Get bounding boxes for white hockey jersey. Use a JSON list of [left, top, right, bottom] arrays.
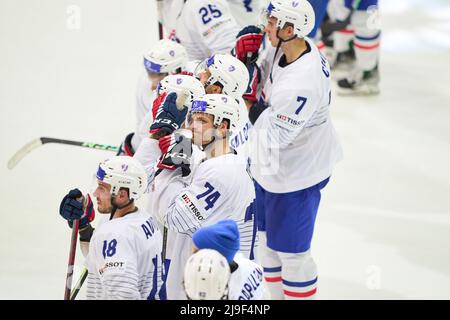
[[85, 209, 164, 300], [229, 97, 253, 165], [228, 253, 269, 300], [172, 0, 240, 60], [227, 0, 261, 28], [250, 38, 343, 193], [148, 151, 258, 299]]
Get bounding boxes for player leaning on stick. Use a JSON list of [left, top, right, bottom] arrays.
[[141, 92, 257, 299], [235, 0, 343, 299], [59, 156, 164, 300]]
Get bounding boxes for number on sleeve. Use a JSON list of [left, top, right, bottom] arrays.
[[199, 4, 222, 25], [196, 182, 221, 210]]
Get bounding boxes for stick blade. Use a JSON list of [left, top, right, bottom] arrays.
[[7, 138, 43, 170]]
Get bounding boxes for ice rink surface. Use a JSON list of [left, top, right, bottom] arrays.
[[1, 0, 449, 299]]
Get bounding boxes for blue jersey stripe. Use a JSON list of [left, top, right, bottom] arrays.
[[264, 266, 282, 273], [282, 277, 318, 288], [355, 32, 381, 41]]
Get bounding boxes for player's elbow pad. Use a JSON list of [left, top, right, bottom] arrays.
[[249, 101, 268, 125], [79, 223, 94, 242]]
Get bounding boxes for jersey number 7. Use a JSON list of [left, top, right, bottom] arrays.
[[295, 96, 308, 115]]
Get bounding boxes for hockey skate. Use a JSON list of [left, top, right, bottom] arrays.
[[337, 66, 380, 96], [321, 37, 356, 72]]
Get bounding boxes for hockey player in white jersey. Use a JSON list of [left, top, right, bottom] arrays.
[[59, 156, 164, 299], [191, 220, 269, 300], [183, 249, 231, 300], [158, 0, 241, 60], [134, 53, 252, 180], [117, 39, 188, 156], [194, 53, 253, 157], [143, 93, 257, 299], [133, 73, 205, 183], [236, 0, 343, 299]]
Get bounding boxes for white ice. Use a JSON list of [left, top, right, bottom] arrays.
[[0, 0, 449, 299]]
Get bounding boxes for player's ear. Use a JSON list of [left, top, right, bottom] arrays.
[[211, 84, 222, 94], [217, 120, 229, 137], [117, 188, 130, 200]]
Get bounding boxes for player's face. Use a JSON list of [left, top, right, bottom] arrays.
[[189, 113, 215, 146], [93, 181, 113, 213], [264, 16, 280, 47]]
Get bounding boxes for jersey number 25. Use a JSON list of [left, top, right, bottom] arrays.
[[199, 5, 222, 24]]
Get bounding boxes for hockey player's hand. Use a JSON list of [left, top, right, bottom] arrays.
[[243, 63, 261, 102], [151, 91, 168, 121], [116, 132, 135, 156], [59, 189, 95, 229], [235, 26, 263, 63], [157, 131, 193, 177], [150, 92, 188, 136]]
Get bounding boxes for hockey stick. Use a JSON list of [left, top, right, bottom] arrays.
[[70, 267, 88, 300], [64, 219, 80, 300], [156, 0, 164, 39], [7, 137, 118, 170]]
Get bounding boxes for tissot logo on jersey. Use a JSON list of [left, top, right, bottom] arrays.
[[202, 19, 232, 37], [181, 194, 205, 221], [276, 113, 305, 127], [99, 261, 126, 275]]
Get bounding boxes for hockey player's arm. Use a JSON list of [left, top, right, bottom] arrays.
[[158, 166, 227, 234], [133, 137, 162, 184], [263, 88, 321, 149], [95, 234, 141, 300]]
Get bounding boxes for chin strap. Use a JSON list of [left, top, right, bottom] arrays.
[[201, 136, 216, 151], [270, 29, 299, 82]]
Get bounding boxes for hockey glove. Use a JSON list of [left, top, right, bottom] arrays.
[[235, 26, 264, 63], [59, 189, 95, 229], [151, 91, 168, 121], [243, 63, 261, 102], [116, 132, 135, 156], [150, 92, 188, 136], [157, 132, 193, 177]]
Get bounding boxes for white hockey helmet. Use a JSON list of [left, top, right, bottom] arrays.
[[191, 94, 240, 134], [143, 39, 188, 74], [184, 249, 231, 300], [95, 156, 147, 201], [264, 0, 315, 38], [157, 74, 206, 109], [195, 54, 249, 98]]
